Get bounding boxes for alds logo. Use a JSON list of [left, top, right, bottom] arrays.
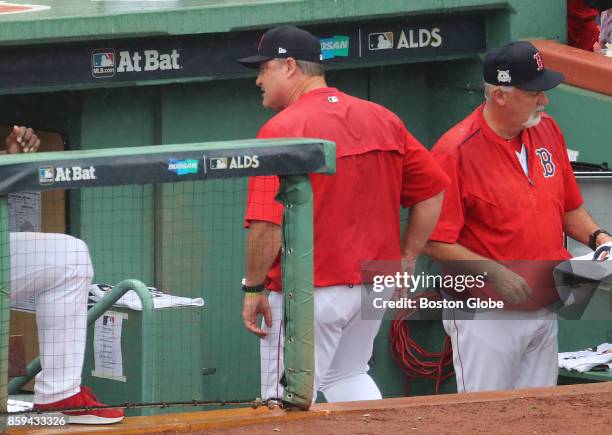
[[209, 155, 259, 170], [229, 155, 259, 169]]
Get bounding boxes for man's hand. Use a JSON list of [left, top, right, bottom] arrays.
[[594, 41, 602, 53], [488, 266, 532, 305], [392, 257, 417, 302], [242, 293, 272, 338], [5, 125, 40, 154], [595, 233, 612, 249]]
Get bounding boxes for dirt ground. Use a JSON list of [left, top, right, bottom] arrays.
[[206, 392, 612, 435], [8, 383, 611, 434]]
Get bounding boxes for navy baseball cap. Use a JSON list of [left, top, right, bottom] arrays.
[[237, 25, 322, 68], [483, 41, 565, 91]]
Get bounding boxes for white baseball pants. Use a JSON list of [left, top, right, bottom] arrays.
[[260, 285, 385, 403], [443, 306, 558, 393], [9, 232, 93, 404]]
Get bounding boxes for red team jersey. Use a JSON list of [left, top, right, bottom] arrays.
[[429, 105, 583, 308], [567, 0, 600, 51], [245, 87, 449, 291]]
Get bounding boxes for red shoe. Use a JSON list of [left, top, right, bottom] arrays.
[[33, 386, 124, 424]]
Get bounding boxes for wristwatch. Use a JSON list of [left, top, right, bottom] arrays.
[[241, 278, 265, 293], [589, 229, 611, 251]]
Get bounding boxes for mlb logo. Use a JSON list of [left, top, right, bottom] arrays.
[[210, 157, 228, 170], [368, 32, 394, 50], [39, 166, 54, 185], [92, 49, 116, 78]]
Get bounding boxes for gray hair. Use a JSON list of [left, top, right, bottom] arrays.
[[483, 82, 515, 100], [272, 58, 325, 77], [296, 59, 325, 77]]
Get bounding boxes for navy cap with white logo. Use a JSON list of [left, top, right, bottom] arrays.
[[483, 41, 565, 91], [237, 25, 322, 68]]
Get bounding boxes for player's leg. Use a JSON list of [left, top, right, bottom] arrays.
[[317, 285, 385, 402], [515, 310, 558, 389], [10, 232, 92, 404], [12, 232, 123, 423], [443, 308, 528, 393], [260, 290, 285, 401], [312, 285, 354, 401]]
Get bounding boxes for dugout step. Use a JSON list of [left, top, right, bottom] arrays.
[[558, 368, 612, 383], [6, 383, 612, 434]]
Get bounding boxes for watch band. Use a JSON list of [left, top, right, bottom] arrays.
[[589, 229, 611, 251], [241, 278, 265, 293]]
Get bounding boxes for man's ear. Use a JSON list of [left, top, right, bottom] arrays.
[[492, 87, 507, 107], [284, 57, 299, 77]]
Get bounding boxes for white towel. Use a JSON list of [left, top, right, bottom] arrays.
[[88, 283, 205, 311], [558, 343, 612, 373], [7, 399, 33, 413]]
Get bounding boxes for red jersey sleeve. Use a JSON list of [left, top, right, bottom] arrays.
[[244, 176, 283, 227], [244, 124, 284, 228], [428, 150, 465, 243], [400, 129, 450, 208]]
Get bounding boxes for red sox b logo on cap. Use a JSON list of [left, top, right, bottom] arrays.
[[533, 52, 544, 71], [535, 147, 555, 178]]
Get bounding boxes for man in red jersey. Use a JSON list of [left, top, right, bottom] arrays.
[[424, 41, 612, 392], [568, 0, 601, 50], [237, 26, 449, 402]]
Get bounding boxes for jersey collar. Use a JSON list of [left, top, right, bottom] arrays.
[[292, 87, 340, 104]]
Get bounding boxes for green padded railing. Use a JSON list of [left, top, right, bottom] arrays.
[[0, 138, 335, 418]]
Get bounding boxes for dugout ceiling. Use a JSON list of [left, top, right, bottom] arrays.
[[0, 0, 566, 95], [0, 1, 564, 45]]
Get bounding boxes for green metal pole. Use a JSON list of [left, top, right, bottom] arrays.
[[0, 196, 10, 428], [277, 175, 314, 410]]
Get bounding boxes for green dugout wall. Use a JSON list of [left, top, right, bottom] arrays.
[[0, 0, 609, 400]]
